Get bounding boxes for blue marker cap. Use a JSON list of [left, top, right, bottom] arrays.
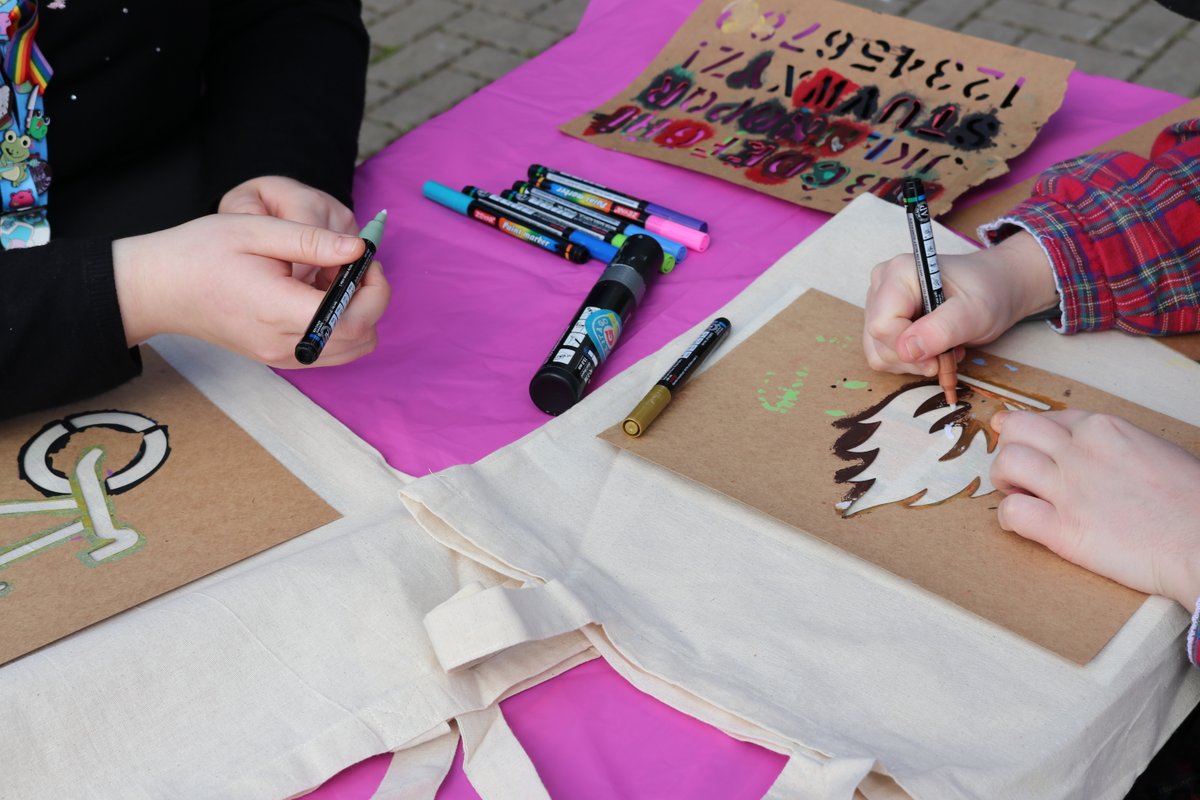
[[568, 230, 617, 263], [422, 180, 473, 215]]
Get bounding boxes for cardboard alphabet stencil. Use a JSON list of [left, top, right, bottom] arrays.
[[0, 349, 340, 665], [600, 291, 1200, 664], [563, 0, 1073, 216]]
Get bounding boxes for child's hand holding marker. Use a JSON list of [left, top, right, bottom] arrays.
[[112, 213, 390, 369], [862, 229, 1061, 382]]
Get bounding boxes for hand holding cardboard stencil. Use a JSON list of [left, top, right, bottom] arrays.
[[600, 290, 1200, 664]]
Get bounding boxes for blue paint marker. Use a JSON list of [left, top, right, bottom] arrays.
[[529, 164, 708, 232], [423, 180, 589, 264], [509, 182, 688, 263], [461, 185, 618, 263]]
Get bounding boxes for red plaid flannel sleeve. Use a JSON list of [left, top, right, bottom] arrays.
[[980, 119, 1200, 335]]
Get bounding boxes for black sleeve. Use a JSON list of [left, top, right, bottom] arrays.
[[0, 240, 142, 421], [199, 0, 369, 208]]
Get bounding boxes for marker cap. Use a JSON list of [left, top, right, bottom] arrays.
[[422, 180, 472, 215], [644, 202, 708, 233], [622, 385, 672, 437], [646, 215, 710, 252], [569, 230, 617, 263]]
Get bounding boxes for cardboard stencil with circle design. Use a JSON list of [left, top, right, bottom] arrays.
[[600, 290, 1200, 664], [0, 348, 340, 665], [561, 0, 1073, 216]]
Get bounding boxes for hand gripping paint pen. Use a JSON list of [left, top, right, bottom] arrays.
[[295, 209, 387, 365], [529, 235, 664, 415], [423, 180, 589, 264], [622, 317, 731, 437], [900, 177, 958, 406]]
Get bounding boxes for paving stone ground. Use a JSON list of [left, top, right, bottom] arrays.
[[359, 0, 1199, 161]]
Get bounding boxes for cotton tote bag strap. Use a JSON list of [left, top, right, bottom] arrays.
[[425, 579, 596, 671]]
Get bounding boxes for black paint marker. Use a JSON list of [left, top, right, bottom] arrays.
[[423, 180, 589, 264], [462, 185, 618, 263], [295, 209, 387, 365], [509, 181, 689, 264], [900, 177, 958, 406], [622, 317, 731, 437], [529, 235, 664, 415]]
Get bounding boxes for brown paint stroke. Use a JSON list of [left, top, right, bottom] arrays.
[[831, 375, 1061, 514]]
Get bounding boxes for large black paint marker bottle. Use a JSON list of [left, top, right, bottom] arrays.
[[530, 234, 664, 415]]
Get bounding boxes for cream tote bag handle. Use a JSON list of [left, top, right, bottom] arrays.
[[425, 580, 595, 672], [370, 708, 550, 800]]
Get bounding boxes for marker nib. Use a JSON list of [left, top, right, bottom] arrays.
[[936, 352, 959, 407]]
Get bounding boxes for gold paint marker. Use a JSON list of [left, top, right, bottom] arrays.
[[623, 317, 731, 437]]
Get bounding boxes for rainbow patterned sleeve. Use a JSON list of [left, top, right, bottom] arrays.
[[980, 119, 1200, 337]]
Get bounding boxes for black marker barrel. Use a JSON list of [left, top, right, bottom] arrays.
[[423, 180, 589, 264], [900, 176, 958, 406], [900, 177, 944, 314], [529, 235, 664, 415]]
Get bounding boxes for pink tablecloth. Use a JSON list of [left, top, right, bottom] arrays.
[[292, 0, 1188, 795]]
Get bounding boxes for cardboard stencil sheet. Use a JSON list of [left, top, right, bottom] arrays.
[[0, 348, 340, 664], [562, 0, 1073, 215], [601, 290, 1200, 664]]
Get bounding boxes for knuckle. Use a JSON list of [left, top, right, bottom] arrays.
[[298, 225, 324, 261]]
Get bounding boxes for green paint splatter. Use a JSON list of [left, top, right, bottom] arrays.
[[758, 369, 808, 413], [841, 380, 869, 390], [815, 333, 856, 351], [824, 410, 847, 417]]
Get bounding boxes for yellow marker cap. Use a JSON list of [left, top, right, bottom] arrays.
[[622, 384, 672, 437]]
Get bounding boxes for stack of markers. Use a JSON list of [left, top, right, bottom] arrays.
[[422, 165, 710, 273]]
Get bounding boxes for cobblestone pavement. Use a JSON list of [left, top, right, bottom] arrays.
[[359, 0, 1199, 161]]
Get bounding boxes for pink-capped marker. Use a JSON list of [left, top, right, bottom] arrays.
[[645, 215, 710, 252]]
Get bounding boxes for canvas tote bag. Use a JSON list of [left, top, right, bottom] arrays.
[[401, 194, 1200, 799], [0, 334, 590, 800]]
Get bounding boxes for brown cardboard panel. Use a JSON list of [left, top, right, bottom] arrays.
[[562, 0, 1073, 216], [600, 290, 1200, 664], [0, 348, 340, 665]]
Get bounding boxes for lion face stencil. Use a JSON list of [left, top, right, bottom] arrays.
[[832, 375, 1058, 517]]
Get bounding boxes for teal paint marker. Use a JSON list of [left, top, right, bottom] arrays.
[[295, 209, 387, 365], [508, 182, 688, 263], [423, 180, 589, 264], [461, 185, 618, 263]]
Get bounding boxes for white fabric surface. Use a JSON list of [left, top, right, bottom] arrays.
[[403, 193, 1200, 799], [0, 335, 588, 800]]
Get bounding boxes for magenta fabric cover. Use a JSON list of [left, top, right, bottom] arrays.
[[291, 0, 1188, 795]]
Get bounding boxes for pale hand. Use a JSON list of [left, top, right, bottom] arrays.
[[219, 175, 360, 283], [112, 214, 391, 368], [990, 409, 1200, 610], [862, 231, 1059, 377]]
